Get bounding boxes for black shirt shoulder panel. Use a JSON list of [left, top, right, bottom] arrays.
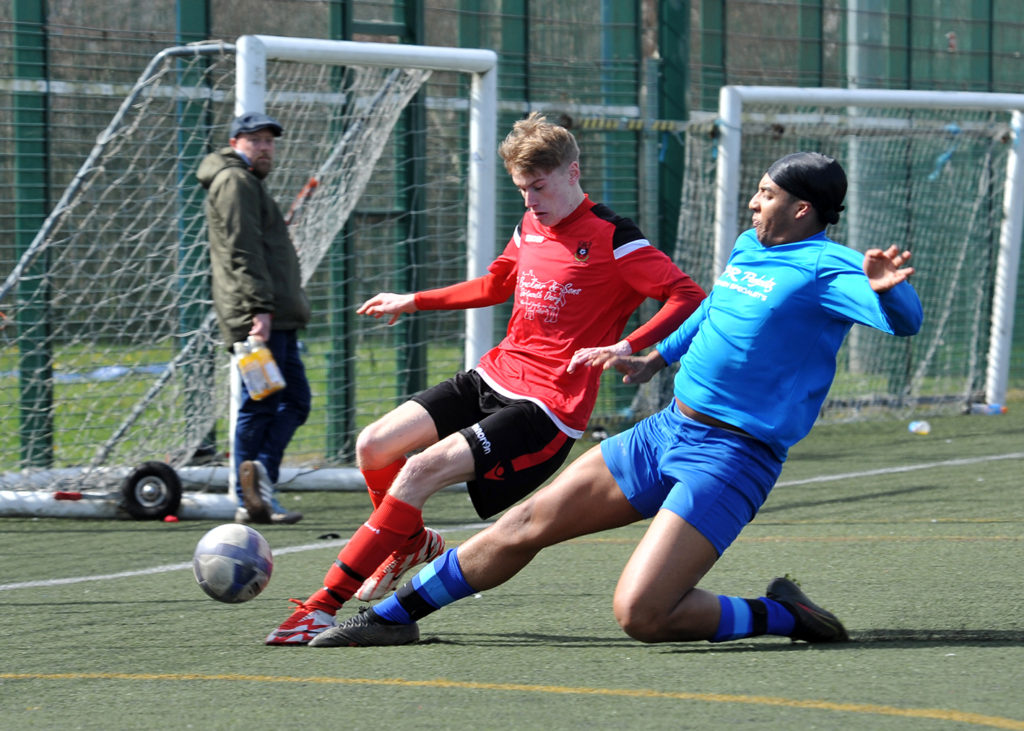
[[588, 202, 645, 250]]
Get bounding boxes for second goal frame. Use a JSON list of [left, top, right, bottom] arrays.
[[715, 85, 1024, 409]]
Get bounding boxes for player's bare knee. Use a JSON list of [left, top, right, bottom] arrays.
[[616, 618, 661, 644], [614, 599, 662, 643], [355, 420, 395, 469], [354, 423, 379, 462], [401, 450, 435, 481], [389, 451, 447, 504]]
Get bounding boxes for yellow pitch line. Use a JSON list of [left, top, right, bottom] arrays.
[[2, 672, 1022, 729], [737, 535, 1023, 543], [759, 517, 1022, 525]]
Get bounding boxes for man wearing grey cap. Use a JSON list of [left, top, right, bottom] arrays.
[[197, 112, 309, 525]]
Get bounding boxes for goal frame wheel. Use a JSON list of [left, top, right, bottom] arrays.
[[120, 461, 182, 520]]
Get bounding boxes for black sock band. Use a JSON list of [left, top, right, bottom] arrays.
[[395, 581, 440, 623], [744, 598, 768, 636]]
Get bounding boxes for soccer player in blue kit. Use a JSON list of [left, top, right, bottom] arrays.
[[310, 151, 923, 648]]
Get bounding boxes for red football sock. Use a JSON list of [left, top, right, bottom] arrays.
[[305, 494, 423, 613], [361, 459, 424, 554], [361, 457, 406, 509]]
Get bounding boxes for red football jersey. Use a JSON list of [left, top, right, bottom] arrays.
[[416, 196, 703, 437]]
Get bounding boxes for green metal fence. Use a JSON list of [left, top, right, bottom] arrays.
[[2, 0, 1022, 471]]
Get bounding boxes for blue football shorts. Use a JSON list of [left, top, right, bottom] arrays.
[[600, 402, 783, 555]]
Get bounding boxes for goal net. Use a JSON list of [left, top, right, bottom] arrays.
[[674, 86, 1024, 422], [1, 36, 497, 495]]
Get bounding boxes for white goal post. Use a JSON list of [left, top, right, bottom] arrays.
[[237, 35, 499, 370], [0, 35, 498, 518], [714, 86, 1024, 411]]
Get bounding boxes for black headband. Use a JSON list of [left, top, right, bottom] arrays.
[[767, 152, 847, 225]]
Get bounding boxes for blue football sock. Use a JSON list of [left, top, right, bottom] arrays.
[[711, 595, 753, 642], [371, 591, 412, 624], [710, 595, 796, 642], [761, 596, 797, 636], [373, 548, 476, 625]]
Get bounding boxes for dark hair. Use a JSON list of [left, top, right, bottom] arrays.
[[767, 152, 847, 225]]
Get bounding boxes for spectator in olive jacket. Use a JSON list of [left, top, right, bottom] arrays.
[[197, 112, 309, 525]]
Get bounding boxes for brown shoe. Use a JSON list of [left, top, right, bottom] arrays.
[[239, 460, 271, 523]]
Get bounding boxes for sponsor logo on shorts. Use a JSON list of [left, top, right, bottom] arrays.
[[471, 423, 492, 455]]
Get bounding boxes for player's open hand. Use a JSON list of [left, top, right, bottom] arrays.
[[576, 349, 666, 385], [567, 340, 631, 374], [864, 245, 914, 293], [356, 292, 417, 325]]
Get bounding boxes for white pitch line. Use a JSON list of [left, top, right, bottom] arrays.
[[776, 451, 1024, 487], [0, 522, 491, 593], [4, 452, 1022, 593]]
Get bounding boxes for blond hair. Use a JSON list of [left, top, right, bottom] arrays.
[[498, 112, 579, 175]]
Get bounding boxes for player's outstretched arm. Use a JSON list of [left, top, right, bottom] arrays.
[[356, 292, 417, 325], [863, 245, 923, 336], [566, 340, 632, 374], [864, 245, 914, 293], [587, 349, 668, 385]]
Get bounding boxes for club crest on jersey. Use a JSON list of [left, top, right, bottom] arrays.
[[574, 241, 591, 263]]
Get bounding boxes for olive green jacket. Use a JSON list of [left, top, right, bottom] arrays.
[[197, 147, 310, 347]]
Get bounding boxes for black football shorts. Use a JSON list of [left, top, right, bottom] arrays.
[[412, 370, 576, 519]]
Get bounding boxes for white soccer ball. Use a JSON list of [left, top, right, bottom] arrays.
[[193, 523, 273, 603]]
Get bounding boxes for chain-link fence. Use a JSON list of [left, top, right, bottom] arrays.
[[3, 0, 1022, 473]]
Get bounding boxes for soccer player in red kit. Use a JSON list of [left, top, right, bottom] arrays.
[[266, 112, 705, 645]]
